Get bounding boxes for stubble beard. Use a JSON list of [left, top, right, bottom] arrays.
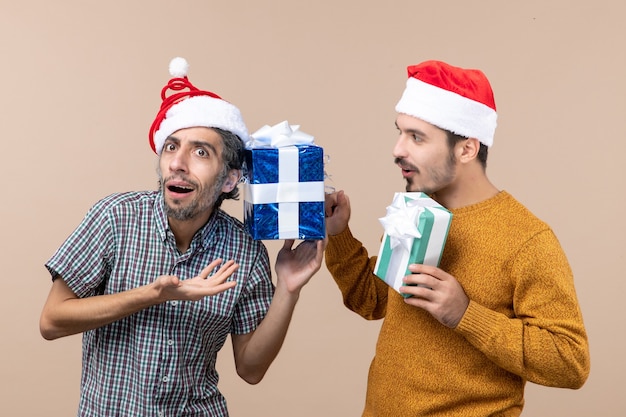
[[401, 152, 457, 195], [159, 171, 227, 221]]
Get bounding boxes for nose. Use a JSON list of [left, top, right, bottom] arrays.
[[393, 134, 409, 160], [169, 149, 188, 173]]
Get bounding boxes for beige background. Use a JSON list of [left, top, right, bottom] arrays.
[[1, 1, 624, 415]]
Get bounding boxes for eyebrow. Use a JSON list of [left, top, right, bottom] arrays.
[[395, 122, 428, 138]]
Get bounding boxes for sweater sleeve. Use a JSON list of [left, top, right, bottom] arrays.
[[455, 229, 590, 389], [325, 226, 389, 320]]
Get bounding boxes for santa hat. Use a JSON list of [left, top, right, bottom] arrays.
[[395, 60, 497, 147], [148, 57, 249, 154]]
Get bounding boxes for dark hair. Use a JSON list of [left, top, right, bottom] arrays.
[[212, 127, 245, 209], [445, 131, 488, 169]]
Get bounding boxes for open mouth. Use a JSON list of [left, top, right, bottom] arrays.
[[165, 178, 196, 197], [398, 164, 416, 177], [168, 185, 193, 194], [397, 161, 418, 177]]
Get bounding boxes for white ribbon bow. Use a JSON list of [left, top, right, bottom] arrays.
[[246, 120, 315, 148], [378, 193, 424, 252]]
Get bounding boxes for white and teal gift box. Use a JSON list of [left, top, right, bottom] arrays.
[[243, 121, 325, 240], [374, 192, 452, 295]]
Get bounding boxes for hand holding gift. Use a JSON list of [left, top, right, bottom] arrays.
[[374, 192, 452, 295]]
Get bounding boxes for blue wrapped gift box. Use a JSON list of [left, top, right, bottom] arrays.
[[243, 145, 325, 240]]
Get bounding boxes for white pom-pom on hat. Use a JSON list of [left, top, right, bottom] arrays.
[[169, 57, 189, 77]]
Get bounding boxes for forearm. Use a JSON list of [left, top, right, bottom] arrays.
[[233, 285, 300, 384], [325, 227, 388, 319], [40, 278, 161, 340], [456, 300, 590, 388]]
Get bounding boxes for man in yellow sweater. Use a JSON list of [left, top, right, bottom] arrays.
[[324, 60, 590, 416]]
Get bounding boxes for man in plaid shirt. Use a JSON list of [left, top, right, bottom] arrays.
[[39, 58, 324, 416]]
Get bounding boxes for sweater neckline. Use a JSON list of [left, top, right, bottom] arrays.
[[447, 190, 510, 215]]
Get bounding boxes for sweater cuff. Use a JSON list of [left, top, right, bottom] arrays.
[[326, 226, 358, 258], [455, 300, 501, 344]]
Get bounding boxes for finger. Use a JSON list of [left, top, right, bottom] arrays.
[[199, 258, 224, 279], [157, 274, 181, 288], [282, 239, 295, 251], [337, 190, 350, 208], [212, 260, 239, 280], [403, 272, 436, 289], [208, 280, 238, 295], [315, 239, 325, 261], [408, 263, 443, 279], [400, 283, 434, 300], [299, 240, 321, 257], [325, 191, 344, 217]]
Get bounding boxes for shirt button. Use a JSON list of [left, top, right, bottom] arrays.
[[170, 301, 178, 306], [158, 412, 164, 417], [167, 339, 174, 346], [163, 376, 169, 382]]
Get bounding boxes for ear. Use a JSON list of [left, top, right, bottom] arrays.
[[458, 138, 481, 163], [221, 169, 241, 193]]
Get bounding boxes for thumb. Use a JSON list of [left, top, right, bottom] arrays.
[[282, 239, 295, 251], [337, 190, 350, 210], [157, 274, 181, 288]]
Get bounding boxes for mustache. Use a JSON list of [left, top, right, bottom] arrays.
[[394, 157, 419, 173], [160, 174, 199, 189]]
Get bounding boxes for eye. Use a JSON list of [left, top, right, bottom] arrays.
[[411, 133, 424, 142], [397, 129, 423, 143], [194, 148, 209, 157], [164, 143, 176, 152]]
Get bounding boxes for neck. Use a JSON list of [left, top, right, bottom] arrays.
[[168, 211, 212, 253], [432, 168, 499, 209]]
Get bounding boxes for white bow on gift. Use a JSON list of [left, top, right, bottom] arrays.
[[246, 120, 315, 148], [379, 193, 424, 252]]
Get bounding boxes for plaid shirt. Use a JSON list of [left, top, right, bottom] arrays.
[[46, 191, 273, 417]]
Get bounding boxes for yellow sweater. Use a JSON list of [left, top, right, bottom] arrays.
[[325, 191, 589, 416]]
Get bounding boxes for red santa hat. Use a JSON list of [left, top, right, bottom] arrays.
[[395, 60, 497, 147], [148, 57, 249, 154]]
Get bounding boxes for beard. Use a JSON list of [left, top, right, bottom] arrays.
[[398, 151, 457, 194], [159, 170, 227, 221]]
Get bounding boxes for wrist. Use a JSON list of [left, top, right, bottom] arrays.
[[147, 278, 169, 305], [274, 280, 302, 300]]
